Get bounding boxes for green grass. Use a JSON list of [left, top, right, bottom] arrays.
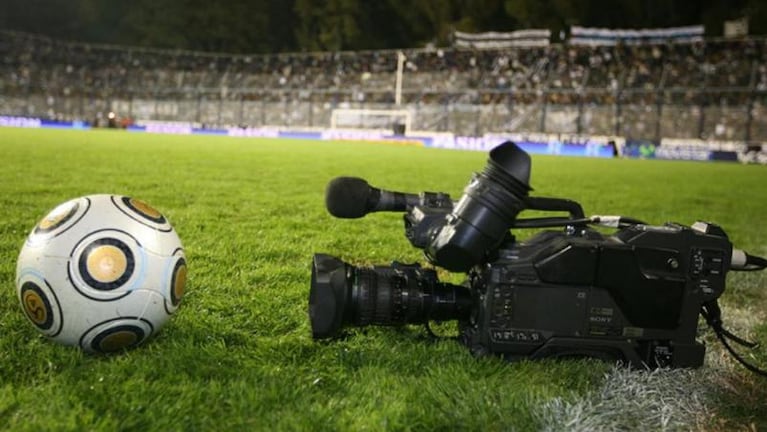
[[0, 128, 765, 431]]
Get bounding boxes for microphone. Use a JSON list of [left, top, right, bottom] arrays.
[[325, 177, 420, 218]]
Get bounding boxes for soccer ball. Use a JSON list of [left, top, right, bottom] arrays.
[[16, 194, 186, 353]]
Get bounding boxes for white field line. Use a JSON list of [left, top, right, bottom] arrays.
[[535, 366, 716, 432], [534, 303, 765, 431]]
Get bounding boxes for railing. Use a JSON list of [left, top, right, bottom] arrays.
[[3, 87, 765, 141]]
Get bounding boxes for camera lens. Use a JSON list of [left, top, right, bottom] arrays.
[[426, 141, 532, 272], [309, 253, 472, 339]]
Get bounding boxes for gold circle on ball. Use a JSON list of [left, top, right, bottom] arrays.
[[86, 245, 128, 283], [22, 290, 48, 325], [129, 198, 163, 219], [99, 331, 139, 352], [174, 264, 187, 302], [38, 201, 77, 230]]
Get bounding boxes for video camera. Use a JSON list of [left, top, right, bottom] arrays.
[[309, 141, 767, 371]]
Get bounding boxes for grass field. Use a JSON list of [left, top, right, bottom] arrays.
[[0, 127, 765, 431]]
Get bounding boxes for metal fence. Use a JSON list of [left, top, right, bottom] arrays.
[[4, 87, 764, 141]]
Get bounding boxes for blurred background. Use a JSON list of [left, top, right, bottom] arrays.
[[2, 0, 767, 148], [3, 0, 765, 52]]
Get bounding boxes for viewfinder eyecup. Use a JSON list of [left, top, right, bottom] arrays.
[[425, 141, 532, 272]]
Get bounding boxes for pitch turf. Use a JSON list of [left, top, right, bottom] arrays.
[[0, 127, 765, 431]]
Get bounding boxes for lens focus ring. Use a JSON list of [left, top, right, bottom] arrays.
[[354, 269, 376, 326]]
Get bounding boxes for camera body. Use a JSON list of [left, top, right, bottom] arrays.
[[458, 221, 730, 368], [310, 141, 750, 369]]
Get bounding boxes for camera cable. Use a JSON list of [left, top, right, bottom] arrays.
[[511, 215, 647, 229], [701, 301, 767, 377]]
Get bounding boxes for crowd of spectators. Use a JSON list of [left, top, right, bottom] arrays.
[[4, 30, 767, 95], [2, 30, 767, 139]]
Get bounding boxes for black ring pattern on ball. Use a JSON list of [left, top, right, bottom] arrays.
[[111, 195, 172, 232], [78, 238, 135, 291], [121, 196, 166, 223], [163, 249, 186, 315], [34, 202, 78, 234], [33, 198, 91, 238], [79, 317, 154, 353], [20, 281, 54, 330], [170, 257, 186, 306], [90, 324, 146, 353]]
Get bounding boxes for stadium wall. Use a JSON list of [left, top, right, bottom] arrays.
[[3, 115, 766, 164]]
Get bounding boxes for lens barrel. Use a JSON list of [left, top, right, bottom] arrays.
[[309, 253, 472, 339], [425, 141, 532, 272]]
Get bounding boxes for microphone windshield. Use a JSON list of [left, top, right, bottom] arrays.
[[325, 177, 373, 218]]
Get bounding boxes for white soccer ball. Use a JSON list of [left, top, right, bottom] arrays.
[[16, 194, 186, 353]]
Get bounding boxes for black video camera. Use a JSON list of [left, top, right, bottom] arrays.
[[309, 142, 767, 371]]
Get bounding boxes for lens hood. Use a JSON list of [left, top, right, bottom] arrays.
[[309, 254, 349, 339]]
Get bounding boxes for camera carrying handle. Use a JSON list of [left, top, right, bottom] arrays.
[[509, 196, 591, 229], [512, 197, 651, 230], [524, 196, 585, 219]]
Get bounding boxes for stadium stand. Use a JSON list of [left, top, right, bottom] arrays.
[[1, 29, 767, 140]]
